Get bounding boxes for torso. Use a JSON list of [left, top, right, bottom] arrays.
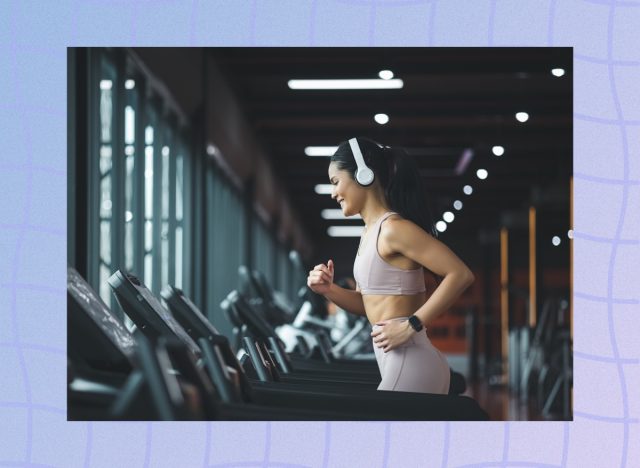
[[363, 292, 427, 325], [357, 213, 427, 324]]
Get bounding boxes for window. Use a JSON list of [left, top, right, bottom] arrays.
[[84, 49, 191, 312], [96, 58, 116, 309], [175, 147, 184, 288], [80, 48, 305, 335], [123, 84, 136, 272], [143, 115, 156, 291]]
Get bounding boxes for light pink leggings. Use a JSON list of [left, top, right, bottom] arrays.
[[372, 318, 450, 394]]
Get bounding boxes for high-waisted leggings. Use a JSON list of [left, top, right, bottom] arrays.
[[372, 318, 450, 394]]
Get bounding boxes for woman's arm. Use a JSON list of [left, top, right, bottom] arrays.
[[383, 218, 474, 327], [372, 219, 474, 352], [307, 260, 367, 317], [324, 283, 367, 317]]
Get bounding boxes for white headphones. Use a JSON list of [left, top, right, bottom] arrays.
[[349, 138, 375, 186]]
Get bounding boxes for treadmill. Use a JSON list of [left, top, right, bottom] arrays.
[[105, 271, 389, 420], [67, 267, 143, 419], [159, 282, 489, 420]]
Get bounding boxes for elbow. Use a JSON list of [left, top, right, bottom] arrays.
[[462, 268, 475, 289]]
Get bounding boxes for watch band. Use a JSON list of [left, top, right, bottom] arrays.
[[408, 315, 423, 332]]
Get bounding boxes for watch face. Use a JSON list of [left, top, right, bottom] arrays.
[[409, 316, 422, 331]]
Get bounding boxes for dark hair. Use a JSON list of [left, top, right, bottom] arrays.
[[330, 137, 438, 238]]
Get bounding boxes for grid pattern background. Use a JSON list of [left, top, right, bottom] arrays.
[[0, 0, 639, 466]]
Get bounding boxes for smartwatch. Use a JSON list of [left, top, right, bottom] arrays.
[[407, 315, 423, 333]]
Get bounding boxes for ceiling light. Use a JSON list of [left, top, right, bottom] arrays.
[[463, 185, 473, 195], [567, 229, 574, 239], [288, 79, 403, 90], [435, 221, 447, 233], [378, 70, 394, 80], [515, 112, 529, 123], [322, 209, 361, 220], [162, 146, 170, 157], [374, 113, 389, 125], [328, 226, 365, 237], [100, 80, 112, 90], [476, 169, 488, 180], [305, 146, 338, 157], [125, 79, 135, 89], [453, 200, 463, 210], [125, 211, 133, 222], [492, 146, 504, 156], [443, 211, 455, 223], [551, 68, 565, 77], [552, 236, 561, 246], [315, 184, 333, 194]]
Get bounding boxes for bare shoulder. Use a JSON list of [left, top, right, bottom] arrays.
[[381, 215, 434, 246], [380, 214, 472, 278]]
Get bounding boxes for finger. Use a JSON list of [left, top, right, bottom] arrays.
[[309, 275, 324, 285], [312, 272, 330, 283], [313, 264, 326, 271], [328, 259, 334, 272]]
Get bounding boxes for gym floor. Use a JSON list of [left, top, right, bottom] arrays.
[[467, 381, 568, 421]]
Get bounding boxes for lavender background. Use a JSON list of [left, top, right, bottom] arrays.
[[0, 0, 638, 466]]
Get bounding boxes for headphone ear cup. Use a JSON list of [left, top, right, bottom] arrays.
[[355, 168, 375, 186], [349, 138, 375, 186]]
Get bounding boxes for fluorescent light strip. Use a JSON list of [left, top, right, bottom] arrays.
[[315, 184, 333, 194], [454, 148, 474, 176], [322, 209, 361, 220], [288, 79, 403, 90], [305, 146, 338, 157], [328, 226, 365, 237]]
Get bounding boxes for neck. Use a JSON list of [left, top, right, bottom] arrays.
[[360, 199, 391, 227]]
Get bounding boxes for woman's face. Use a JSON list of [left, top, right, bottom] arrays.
[[328, 162, 365, 217]]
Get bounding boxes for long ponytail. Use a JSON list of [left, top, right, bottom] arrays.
[[383, 146, 438, 238], [331, 137, 437, 237]]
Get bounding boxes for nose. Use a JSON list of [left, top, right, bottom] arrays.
[[331, 187, 338, 200]]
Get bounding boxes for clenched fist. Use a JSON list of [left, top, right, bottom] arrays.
[[307, 259, 334, 295]]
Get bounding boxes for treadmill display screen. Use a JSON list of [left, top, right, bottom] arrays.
[[111, 272, 200, 355], [174, 289, 220, 336], [67, 267, 137, 359]]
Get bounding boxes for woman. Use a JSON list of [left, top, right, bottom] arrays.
[[307, 137, 474, 394]]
